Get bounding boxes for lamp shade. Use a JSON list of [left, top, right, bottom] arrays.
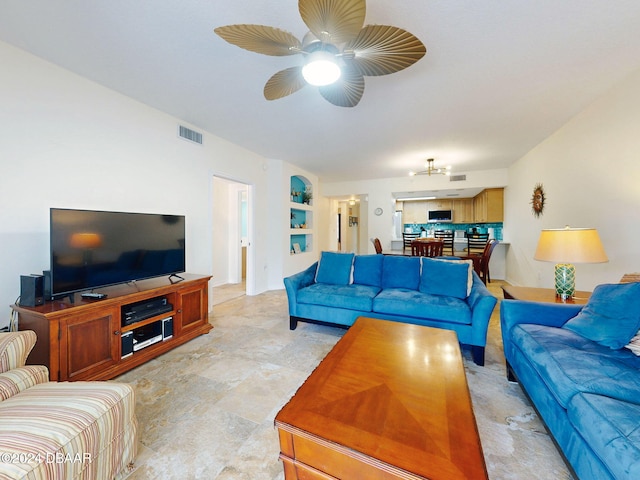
[[534, 227, 608, 264]]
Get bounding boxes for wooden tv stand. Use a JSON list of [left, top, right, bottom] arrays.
[[11, 273, 212, 381]]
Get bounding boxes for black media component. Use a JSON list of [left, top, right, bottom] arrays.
[[132, 322, 163, 352], [49, 208, 186, 299], [121, 331, 134, 358], [162, 317, 173, 340], [42, 270, 52, 301], [121, 315, 173, 359], [121, 296, 172, 326], [19, 274, 44, 307]]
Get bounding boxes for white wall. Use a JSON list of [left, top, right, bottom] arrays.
[[0, 41, 286, 323], [505, 67, 640, 290]]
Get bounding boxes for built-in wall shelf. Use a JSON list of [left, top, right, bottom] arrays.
[[290, 175, 313, 255]]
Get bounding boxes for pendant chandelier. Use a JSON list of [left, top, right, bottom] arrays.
[[409, 158, 451, 176]]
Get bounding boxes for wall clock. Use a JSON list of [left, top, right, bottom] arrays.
[[531, 183, 545, 218], [374, 207, 383, 216]]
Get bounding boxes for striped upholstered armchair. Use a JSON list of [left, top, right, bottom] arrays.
[[0, 331, 137, 479]]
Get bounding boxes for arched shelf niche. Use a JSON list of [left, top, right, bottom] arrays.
[[289, 175, 313, 255]]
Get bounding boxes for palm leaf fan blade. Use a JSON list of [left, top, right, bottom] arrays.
[[298, 0, 366, 44], [264, 67, 307, 100], [319, 67, 364, 107], [214, 24, 302, 56], [347, 25, 426, 76]]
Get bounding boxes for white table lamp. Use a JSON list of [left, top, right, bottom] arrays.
[[534, 227, 608, 300]]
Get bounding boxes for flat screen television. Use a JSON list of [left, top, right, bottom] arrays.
[[50, 208, 186, 298]]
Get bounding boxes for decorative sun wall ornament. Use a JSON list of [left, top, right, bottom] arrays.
[[531, 183, 545, 217]]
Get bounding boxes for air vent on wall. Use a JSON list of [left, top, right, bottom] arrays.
[[178, 125, 203, 144], [449, 174, 467, 182]]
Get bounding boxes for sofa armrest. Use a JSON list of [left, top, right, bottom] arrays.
[[466, 273, 498, 343], [0, 331, 37, 373], [0, 365, 50, 401], [283, 261, 318, 316], [500, 299, 583, 336]]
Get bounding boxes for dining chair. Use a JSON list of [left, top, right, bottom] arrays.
[[433, 230, 454, 255], [467, 233, 489, 255], [402, 232, 420, 252], [411, 240, 444, 257], [460, 239, 499, 284], [371, 237, 383, 254]]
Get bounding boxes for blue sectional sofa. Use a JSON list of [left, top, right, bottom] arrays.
[[284, 251, 497, 365], [501, 282, 640, 480]]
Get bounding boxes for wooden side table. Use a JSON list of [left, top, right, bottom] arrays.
[[501, 285, 591, 305]]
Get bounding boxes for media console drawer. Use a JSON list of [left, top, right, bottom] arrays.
[[12, 273, 212, 381]]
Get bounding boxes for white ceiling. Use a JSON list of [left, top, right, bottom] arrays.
[[2, 1, 640, 182]]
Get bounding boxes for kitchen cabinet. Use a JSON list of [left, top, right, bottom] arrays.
[[404, 199, 453, 224], [426, 199, 452, 210], [473, 188, 504, 223], [453, 198, 474, 223], [400, 190, 503, 225], [402, 201, 427, 224]]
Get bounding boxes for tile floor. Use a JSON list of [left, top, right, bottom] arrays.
[[118, 280, 572, 479]]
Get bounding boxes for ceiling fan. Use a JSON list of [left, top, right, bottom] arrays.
[[214, 0, 426, 107]]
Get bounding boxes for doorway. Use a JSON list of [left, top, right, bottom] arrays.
[[212, 176, 252, 296], [335, 197, 366, 253]]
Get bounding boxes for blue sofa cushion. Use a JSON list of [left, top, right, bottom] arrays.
[[381, 256, 421, 290], [353, 254, 383, 287], [511, 323, 640, 408], [568, 393, 640, 479], [297, 283, 380, 312], [315, 251, 354, 285], [373, 288, 472, 324], [419, 258, 472, 299], [563, 282, 640, 349]]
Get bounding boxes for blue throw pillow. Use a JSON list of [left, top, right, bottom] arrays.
[[419, 257, 473, 299], [315, 251, 355, 285], [564, 282, 640, 349], [381, 255, 421, 290], [353, 255, 383, 287]]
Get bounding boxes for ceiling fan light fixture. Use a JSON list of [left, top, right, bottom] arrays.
[[302, 50, 341, 86], [214, 0, 426, 106]]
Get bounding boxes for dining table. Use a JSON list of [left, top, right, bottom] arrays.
[[386, 237, 443, 256], [386, 237, 473, 260], [391, 237, 483, 277]]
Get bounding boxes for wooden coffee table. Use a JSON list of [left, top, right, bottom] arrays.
[[275, 317, 487, 479]]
